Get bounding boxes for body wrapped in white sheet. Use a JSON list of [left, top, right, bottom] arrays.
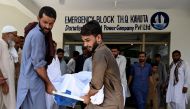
[[46, 57, 104, 107]]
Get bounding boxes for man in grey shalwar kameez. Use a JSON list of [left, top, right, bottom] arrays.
[[80, 20, 124, 109], [16, 6, 57, 109]]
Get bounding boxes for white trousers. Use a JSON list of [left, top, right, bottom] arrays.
[[0, 87, 7, 109], [170, 102, 186, 109]]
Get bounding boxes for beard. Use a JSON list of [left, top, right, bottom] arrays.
[[89, 41, 99, 53], [7, 39, 15, 48], [173, 58, 180, 63], [114, 54, 118, 58], [43, 28, 51, 34], [39, 22, 51, 34], [139, 59, 145, 63]]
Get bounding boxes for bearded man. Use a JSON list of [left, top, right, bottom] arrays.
[[0, 25, 17, 109], [80, 20, 124, 109], [166, 50, 190, 109], [128, 52, 153, 109], [16, 6, 56, 109]]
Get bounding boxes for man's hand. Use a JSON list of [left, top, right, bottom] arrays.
[[0, 77, 7, 85], [182, 87, 188, 93], [81, 95, 91, 104], [45, 82, 56, 95], [36, 67, 56, 94], [2, 82, 9, 95]]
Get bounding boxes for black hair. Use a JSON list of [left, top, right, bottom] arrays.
[[111, 46, 120, 51], [57, 48, 64, 54], [151, 63, 158, 67], [172, 50, 181, 55], [38, 6, 57, 19], [138, 51, 146, 57], [80, 20, 102, 37], [154, 53, 161, 58], [73, 51, 80, 57]]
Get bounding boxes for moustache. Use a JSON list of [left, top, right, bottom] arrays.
[[44, 28, 51, 31], [139, 59, 145, 62], [7, 40, 15, 47]]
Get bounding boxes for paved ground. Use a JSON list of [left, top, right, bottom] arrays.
[[125, 107, 135, 109], [125, 106, 166, 109], [75, 105, 166, 109]]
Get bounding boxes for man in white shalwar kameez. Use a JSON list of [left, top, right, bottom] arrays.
[[111, 47, 130, 104], [0, 25, 17, 109], [166, 50, 190, 109]]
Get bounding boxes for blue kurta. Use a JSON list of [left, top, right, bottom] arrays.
[[130, 63, 152, 109], [16, 24, 47, 109]]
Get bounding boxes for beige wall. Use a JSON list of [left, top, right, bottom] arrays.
[[0, 4, 33, 36], [1, 4, 190, 64], [169, 9, 190, 64], [1, 4, 190, 108], [57, 9, 190, 63]]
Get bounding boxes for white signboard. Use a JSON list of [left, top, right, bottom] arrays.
[[63, 12, 169, 33]]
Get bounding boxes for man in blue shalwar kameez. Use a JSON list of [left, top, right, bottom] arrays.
[[16, 6, 57, 109], [128, 52, 153, 109]]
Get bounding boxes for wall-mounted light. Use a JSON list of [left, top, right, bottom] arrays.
[[114, 0, 117, 8], [164, 43, 167, 46]]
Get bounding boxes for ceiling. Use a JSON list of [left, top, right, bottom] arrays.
[[32, 0, 190, 12], [1, 0, 189, 16]]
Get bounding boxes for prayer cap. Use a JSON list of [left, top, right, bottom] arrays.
[[1, 25, 17, 34]]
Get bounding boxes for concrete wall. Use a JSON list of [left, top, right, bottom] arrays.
[[0, 4, 33, 36], [169, 9, 190, 63], [0, 3, 190, 108], [0, 4, 190, 64], [57, 9, 190, 63]]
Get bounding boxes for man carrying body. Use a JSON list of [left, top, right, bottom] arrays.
[[166, 50, 190, 109], [80, 20, 124, 109], [16, 6, 56, 109], [0, 25, 17, 109]]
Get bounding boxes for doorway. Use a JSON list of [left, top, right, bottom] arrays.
[[63, 32, 170, 66], [63, 32, 170, 108]]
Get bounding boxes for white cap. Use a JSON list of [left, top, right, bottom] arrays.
[[1, 25, 17, 34]]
